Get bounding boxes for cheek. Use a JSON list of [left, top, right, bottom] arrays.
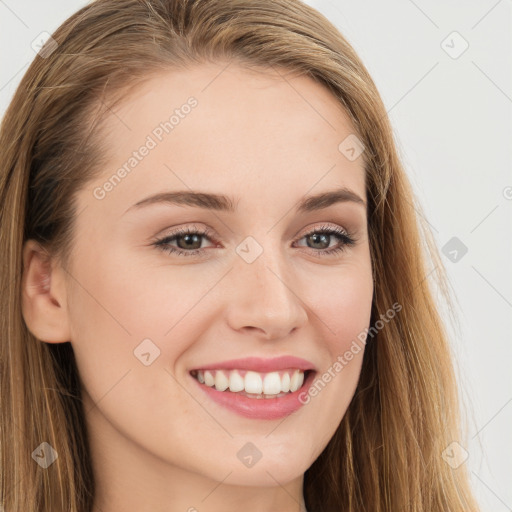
[[66, 247, 224, 419], [68, 245, 209, 345], [66, 251, 206, 449], [311, 262, 374, 353], [307, 262, 373, 390], [332, 282, 372, 342]]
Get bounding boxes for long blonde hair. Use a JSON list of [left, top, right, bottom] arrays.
[[0, 1, 480, 510]]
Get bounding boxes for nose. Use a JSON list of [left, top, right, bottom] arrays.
[[224, 246, 308, 340]]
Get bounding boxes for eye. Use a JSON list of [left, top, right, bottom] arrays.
[[152, 225, 217, 257], [152, 223, 357, 258], [293, 224, 357, 257]]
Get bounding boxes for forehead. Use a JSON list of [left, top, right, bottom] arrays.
[[83, 62, 366, 218]]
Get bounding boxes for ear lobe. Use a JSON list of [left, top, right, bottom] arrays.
[[21, 239, 71, 343]]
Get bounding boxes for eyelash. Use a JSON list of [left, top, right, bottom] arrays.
[[152, 224, 357, 259]]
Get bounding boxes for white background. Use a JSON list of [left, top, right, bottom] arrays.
[[1, 1, 510, 509]]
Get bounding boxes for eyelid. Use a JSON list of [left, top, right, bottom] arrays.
[[294, 221, 351, 238], [151, 223, 217, 242]]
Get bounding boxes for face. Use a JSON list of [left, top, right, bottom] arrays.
[[62, 62, 373, 493]]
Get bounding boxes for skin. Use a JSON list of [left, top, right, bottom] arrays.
[[21, 61, 373, 512]]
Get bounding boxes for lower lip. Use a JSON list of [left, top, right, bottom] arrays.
[[190, 371, 316, 420]]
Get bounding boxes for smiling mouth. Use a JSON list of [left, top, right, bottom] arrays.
[[190, 368, 314, 399]]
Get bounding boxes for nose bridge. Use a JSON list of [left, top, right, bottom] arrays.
[[224, 236, 308, 338]]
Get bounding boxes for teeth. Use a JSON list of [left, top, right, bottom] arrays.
[[263, 372, 282, 395], [281, 372, 290, 392], [204, 370, 215, 387], [214, 370, 229, 391], [290, 370, 304, 392], [193, 368, 307, 396], [229, 370, 245, 392], [245, 371, 263, 394]]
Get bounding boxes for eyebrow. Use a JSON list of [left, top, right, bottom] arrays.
[[124, 187, 366, 215]]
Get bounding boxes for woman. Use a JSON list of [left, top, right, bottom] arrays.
[[0, 0, 480, 511]]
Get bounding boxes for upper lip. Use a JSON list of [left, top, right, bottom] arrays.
[[190, 356, 316, 373]]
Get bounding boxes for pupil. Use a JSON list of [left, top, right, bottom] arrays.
[[179, 234, 201, 250], [309, 233, 329, 249]]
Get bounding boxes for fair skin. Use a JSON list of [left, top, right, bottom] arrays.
[[21, 61, 373, 512]]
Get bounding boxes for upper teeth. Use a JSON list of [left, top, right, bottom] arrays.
[[194, 369, 305, 395]]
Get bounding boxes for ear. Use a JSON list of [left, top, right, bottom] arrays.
[[21, 239, 71, 343]]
